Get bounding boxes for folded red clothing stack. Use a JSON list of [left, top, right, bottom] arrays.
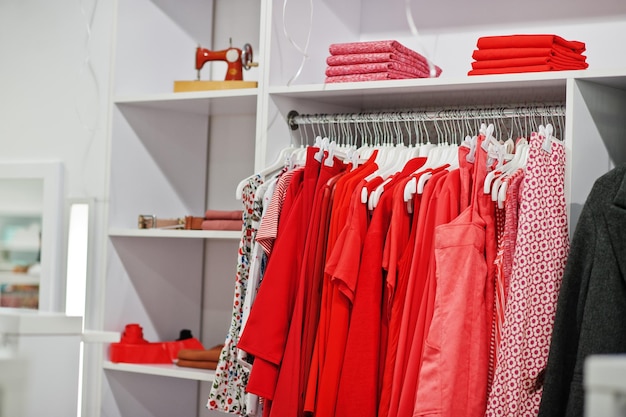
[[325, 40, 442, 83], [468, 34, 588, 76], [202, 209, 243, 231]]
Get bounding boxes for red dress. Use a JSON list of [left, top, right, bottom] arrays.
[[304, 154, 379, 414], [335, 157, 427, 417], [396, 169, 452, 417], [315, 179, 370, 417], [412, 136, 493, 417], [387, 166, 449, 417], [269, 156, 346, 417], [378, 176, 423, 417], [238, 148, 321, 399]]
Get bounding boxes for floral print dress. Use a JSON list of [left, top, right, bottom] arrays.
[[207, 175, 263, 415]]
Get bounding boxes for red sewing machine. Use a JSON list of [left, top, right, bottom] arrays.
[[196, 41, 257, 81], [174, 40, 258, 92]]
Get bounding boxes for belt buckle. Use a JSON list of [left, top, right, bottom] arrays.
[[138, 214, 156, 229]]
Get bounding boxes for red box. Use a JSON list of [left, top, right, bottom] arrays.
[[109, 323, 204, 364]]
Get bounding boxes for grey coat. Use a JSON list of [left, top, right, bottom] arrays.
[[538, 164, 626, 417]]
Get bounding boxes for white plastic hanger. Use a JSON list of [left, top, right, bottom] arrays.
[[491, 136, 526, 199], [405, 115, 425, 159], [413, 116, 464, 195], [483, 138, 515, 195], [403, 128, 446, 201], [541, 123, 556, 153], [367, 116, 423, 209], [360, 120, 395, 203], [495, 139, 529, 208], [324, 140, 350, 167], [313, 135, 329, 162], [368, 144, 412, 209], [415, 146, 443, 194], [235, 144, 298, 199], [361, 139, 404, 205], [416, 142, 460, 194]]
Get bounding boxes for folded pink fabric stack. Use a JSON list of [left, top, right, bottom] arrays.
[[202, 210, 243, 231], [325, 40, 442, 83]]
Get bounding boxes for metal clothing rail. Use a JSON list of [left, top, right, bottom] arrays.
[[287, 104, 566, 128], [286, 104, 566, 146]]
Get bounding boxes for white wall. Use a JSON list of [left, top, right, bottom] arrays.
[[0, 0, 115, 309], [0, 0, 114, 197], [0, 2, 115, 414]]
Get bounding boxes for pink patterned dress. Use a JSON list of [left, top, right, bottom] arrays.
[[485, 132, 569, 416]]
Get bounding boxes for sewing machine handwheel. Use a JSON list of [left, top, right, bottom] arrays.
[[242, 43, 254, 70]]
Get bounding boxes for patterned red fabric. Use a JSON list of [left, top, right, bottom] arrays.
[[326, 52, 442, 76], [326, 61, 441, 78], [328, 40, 433, 64], [485, 133, 569, 417], [325, 61, 437, 78], [325, 40, 442, 82], [491, 169, 524, 377], [494, 204, 506, 247], [502, 170, 525, 295], [327, 52, 429, 68], [325, 72, 416, 83], [256, 169, 299, 256]]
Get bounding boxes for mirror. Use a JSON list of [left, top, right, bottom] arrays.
[[0, 162, 64, 312]]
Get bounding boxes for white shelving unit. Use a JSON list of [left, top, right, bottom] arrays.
[[585, 355, 626, 416], [89, 0, 626, 416], [0, 273, 39, 286], [0, 309, 83, 416], [103, 361, 216, 382], [108, 228, 241, 240], [115, 91, 258, 116]]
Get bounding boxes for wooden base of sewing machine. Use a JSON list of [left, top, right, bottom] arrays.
[[173, 80, 258, 92]]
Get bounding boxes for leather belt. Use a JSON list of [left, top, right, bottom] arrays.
[[138, 215, 204, 230]]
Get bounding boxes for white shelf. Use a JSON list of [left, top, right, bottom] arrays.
[[270, 69, 581, 92], [0, 272, 39, 286], [108, 228, 241, 239], [585, 354, 626, 392], [269, 70, 626, 112], [0, 242, 40, 252], [103, 361, 216, 382], [82, 330, 121, 344], [115, 89, 258, 116], [0, 308, 83, 335], [268, 71, 582, 112], [0, 207, 41, 217]]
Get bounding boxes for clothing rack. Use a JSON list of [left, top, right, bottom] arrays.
[[286, 104, 566, 146]]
